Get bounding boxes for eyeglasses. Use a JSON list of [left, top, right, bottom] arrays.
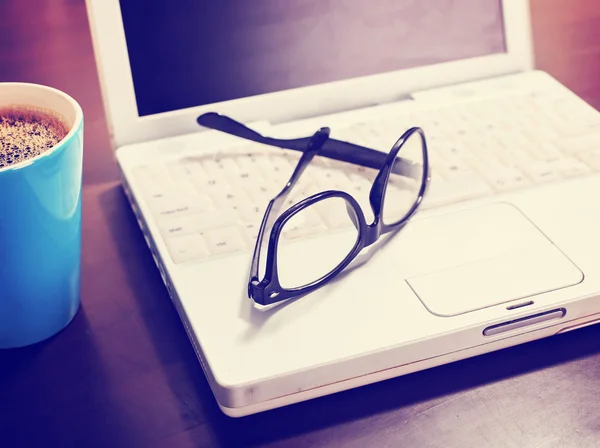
[[197, 112, 430, 305]]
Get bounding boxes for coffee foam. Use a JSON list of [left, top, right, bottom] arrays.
[[0, 106, 69, 168]]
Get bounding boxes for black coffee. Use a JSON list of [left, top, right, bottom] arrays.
[[0, 106, 69, 168]]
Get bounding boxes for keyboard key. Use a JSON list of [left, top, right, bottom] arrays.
[[313, 202, 354, 230], [211, 187, 253, 210], [437, 143, 472, 162], [237, 205, 266, 226], [439, 157, 475, 180], [466, 155, 509, 180], [521, 161, 562, 184], [191, 174, 227, 192], [243, 226, 260, 248], [553, 157, 592, 178], [236, 153, 262, 173], [269, 155, 294, 174], [247, 184, 278, 205], [280, 225, 328, 241], [351, 165, 379, 182], [281, 219, 328, 241], [166, 160, 199, 182], [421, 176, 492, 209], [158, 210, 238, 237], [577, 149, 600, 171], [525, 143, 564, 162], [166, 233, 210, 264], [556, 132, 600, 153], [202, 226, 248, 255], [215, 156, 240, 174], [226, 169, 255, 186], [493, 148, 535, 168], [314, 167, 354, 192], [202, 158, 227, 175], [543, 96, 600, 130], [521, 126, 559, 145], [139, 182, 171, 200], [254, 156, 279, 178], [133, 165, 174, 198], [183, 159, 208, 179], [485, 168, 531, 192], [494, 130, 533, 152], [133, 164, 172, 185], [147, 191, 214, 217], [347, 173, 373, 196]]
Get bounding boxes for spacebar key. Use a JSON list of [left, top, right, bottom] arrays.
[[158, 210, 238, 237], [421, 176, 492, 210]]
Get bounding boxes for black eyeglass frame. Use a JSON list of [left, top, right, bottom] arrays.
[[196, 113, 430, 306]]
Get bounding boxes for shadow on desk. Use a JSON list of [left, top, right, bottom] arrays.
[[95, 183, 600, 447], [0, 307, 136, 446]]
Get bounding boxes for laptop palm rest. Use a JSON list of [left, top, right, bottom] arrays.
[[393, 202, 584, 317]]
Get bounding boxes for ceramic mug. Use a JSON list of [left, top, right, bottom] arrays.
[[0, 82, 84, 348]]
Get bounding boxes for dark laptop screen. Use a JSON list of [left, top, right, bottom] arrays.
[[119, 0, 506, 117]]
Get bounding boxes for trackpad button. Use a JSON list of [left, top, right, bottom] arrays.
[[397, 203, 583, 316]]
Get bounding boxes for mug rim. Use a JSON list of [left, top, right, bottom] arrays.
[[0, 82, 84, 173]]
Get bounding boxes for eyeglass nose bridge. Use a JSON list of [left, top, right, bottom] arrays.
[[346, 201, 360, 230], [344, 197, 380, 247]]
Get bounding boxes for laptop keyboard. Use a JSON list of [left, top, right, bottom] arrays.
[[131, 89, 600, 265]]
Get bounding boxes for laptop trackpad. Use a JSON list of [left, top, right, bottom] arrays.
[[396, 203, 583, 317]]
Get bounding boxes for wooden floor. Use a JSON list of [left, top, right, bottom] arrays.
[[1, 1, 600, 447]]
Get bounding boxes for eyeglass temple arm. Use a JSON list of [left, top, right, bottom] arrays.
[[248, 128, 330, 288], [197, 112, 420, 180]]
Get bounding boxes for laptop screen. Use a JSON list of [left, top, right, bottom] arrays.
[[119, 0, 506, 117]]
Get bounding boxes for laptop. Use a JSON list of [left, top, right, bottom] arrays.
[[86, 0, 600, 417]]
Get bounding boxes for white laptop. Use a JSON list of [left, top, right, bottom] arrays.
[[86, 0, 600, 417]]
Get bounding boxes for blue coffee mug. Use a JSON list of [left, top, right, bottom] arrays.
[[0, 82, 84, 348]]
